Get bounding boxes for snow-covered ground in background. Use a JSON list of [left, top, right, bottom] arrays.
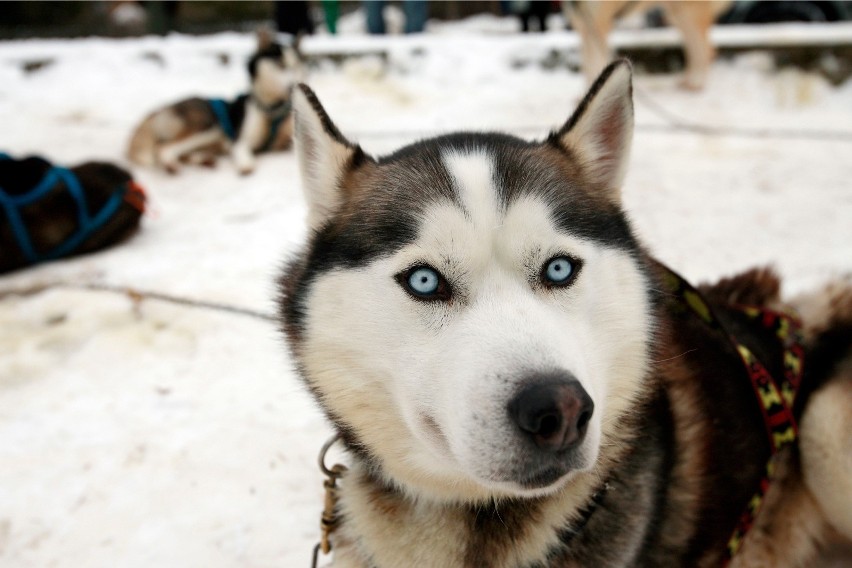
[[1, 16, 851, 567]]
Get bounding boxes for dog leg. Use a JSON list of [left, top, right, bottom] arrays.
[[126, 117, 159, 167], [268, 114, 295, 152], [566, 2, 623, 86], [662, 2, 724, 91], [184, 151, 219, 168], [157, 128, 225, 173], [232, 103, 266, 176]]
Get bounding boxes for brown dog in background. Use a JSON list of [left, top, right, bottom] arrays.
[[565, 1, 731, 90]]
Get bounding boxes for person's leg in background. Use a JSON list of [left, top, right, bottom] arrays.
[[403, 0, 428, 34], [365, 0, 386, 34], [322, 0, 339, 34], [275, 0, 314, 36]]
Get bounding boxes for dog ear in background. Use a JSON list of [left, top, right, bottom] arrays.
[[565, 1, 729, 91], [256, 25, 276, 52], [292, 84, 364, 231], [551, 59, 634, 203]]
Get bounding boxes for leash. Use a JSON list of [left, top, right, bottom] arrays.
[[0, 154, 135, 264], [311, 434, 347, 568], [658, 265, 804, 563]]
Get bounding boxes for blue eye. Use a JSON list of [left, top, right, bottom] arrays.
[[398, 265, 451, 301], [543, 256, 576, 286], [408, 267, 439, 295]]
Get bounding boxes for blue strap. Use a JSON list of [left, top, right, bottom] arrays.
[[57, 167, 90, 229], [0, 161, 128, 264], [4, 167, 63, 206], [208, 98, 237, 141], [41, 188, 126, 261], [0, 188, 38, 262]]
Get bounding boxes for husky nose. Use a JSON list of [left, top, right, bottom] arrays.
[[508, 378, 594, 452]]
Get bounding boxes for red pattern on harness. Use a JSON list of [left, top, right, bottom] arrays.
[[723, 305, 803, 563]]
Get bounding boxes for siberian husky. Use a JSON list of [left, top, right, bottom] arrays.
[[127, 29, 302, 175], [278, 61, 852, 566]]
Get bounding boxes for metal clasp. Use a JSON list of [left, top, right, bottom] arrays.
[[311, 435, 347, 568]]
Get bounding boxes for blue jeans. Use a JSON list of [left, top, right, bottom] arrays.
[[365, 1, 428, 34]]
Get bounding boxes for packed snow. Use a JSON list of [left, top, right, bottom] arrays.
[[1, 15, 851, 568]]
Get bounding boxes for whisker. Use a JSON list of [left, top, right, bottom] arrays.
[[492, 498, 508, 529], [652, 349, 697, 364]]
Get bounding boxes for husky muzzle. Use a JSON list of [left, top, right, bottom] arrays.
[[506, 372, 595, 489]]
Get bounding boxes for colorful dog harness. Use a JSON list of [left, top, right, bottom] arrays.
[[207, 93, 292, 152], [659, 265, 804, 563], [0, 152, 137, 264]]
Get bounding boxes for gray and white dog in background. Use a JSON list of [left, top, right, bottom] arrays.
[[127, 29, 302, 175]]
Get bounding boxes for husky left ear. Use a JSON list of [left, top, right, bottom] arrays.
[[293, 84, 363, 230], [553, 60, 634, 202]]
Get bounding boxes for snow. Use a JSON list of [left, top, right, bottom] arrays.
[[1, 19, 851, 568]]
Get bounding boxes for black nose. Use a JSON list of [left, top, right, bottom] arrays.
[[508, 377, 594, 452]]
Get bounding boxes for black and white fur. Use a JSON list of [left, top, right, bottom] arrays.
[[278, 61, 852, 567]]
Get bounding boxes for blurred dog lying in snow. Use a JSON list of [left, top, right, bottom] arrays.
[[565, 1, 731, 90], [127, 29, 303, 175], [0, 153, 146, 274]]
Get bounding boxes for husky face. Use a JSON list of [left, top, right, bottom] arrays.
[[281, 62, 653, 502], [248, 31, 303, 104]]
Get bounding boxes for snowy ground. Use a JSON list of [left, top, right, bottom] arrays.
[[1, 17, 852, 568]]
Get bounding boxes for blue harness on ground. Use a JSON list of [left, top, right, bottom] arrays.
[[0, 152, 127, 263], [207, 94, 292, 152]]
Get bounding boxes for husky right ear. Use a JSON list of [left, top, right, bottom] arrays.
[[293, 84, 362, 230], [552, 59, 634, 203]]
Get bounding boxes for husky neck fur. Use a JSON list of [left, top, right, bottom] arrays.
[[279, 62, 851, 567]]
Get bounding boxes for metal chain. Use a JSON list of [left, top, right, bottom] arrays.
[[311, 435, 348, 568]]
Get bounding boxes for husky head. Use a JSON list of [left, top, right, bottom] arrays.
[[280, 61, 654, 503], [248, 28, 303, 105]]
